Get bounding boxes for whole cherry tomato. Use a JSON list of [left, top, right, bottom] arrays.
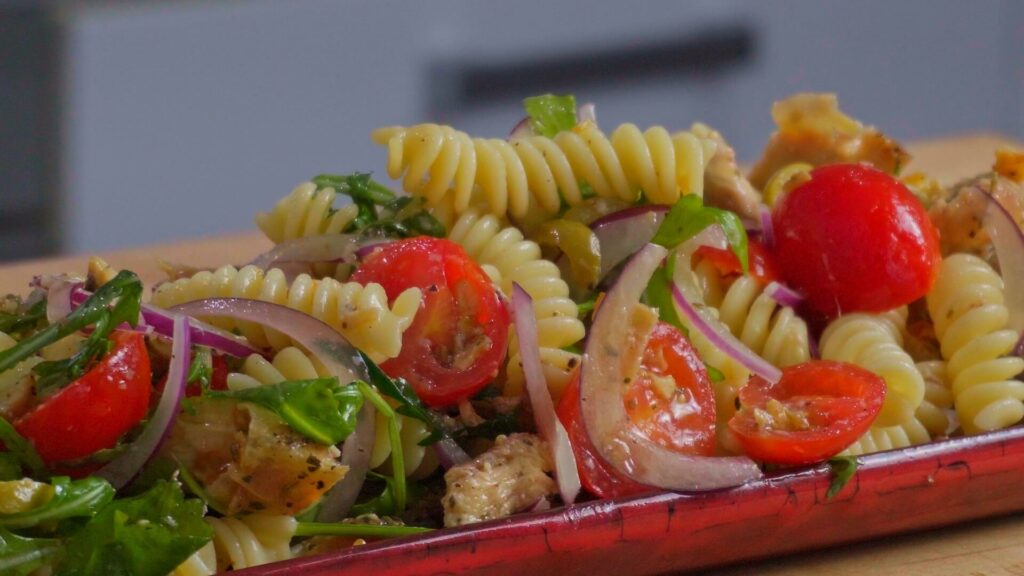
[[771, 163, 941, 318]]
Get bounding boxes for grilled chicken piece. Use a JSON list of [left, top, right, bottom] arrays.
[[169, 397, 347, 515], [927, 174, 1024, 267], [442, 433, 556, 527], [691, 123, 763, 222], [748, 93, 909, 189]]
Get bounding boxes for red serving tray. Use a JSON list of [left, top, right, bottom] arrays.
[[242, 426, 1024, 575]]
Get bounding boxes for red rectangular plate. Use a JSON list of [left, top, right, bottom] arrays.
[[239, 426, 1024, 575]]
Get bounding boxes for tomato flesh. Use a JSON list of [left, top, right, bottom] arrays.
[[728, 360, 885, 465], [16, 331, 152, 465], [771, 163, 940, 318], [693, 239, 779, 284], [557, 322, 717, 498], [352, 237, 510, 408]]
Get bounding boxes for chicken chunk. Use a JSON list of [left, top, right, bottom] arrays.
[[691, 122, 763, 222], [927, 174, 1024, 267], [748, 93, 910, 189], [442, 433, 556, 527]]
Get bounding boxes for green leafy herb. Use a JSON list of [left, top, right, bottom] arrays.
[[185, 348, 212, 390], [0, 528, 61, 576], [452, 410, 519, 442], [576, 294, 598, 317], [0, 454, 20, 482], [348, 471, 425, 518], [641, 252, 686, 332], [523, 94, 578, 138], [826, 455, 858, 499], [0, 271, 143, 392], [650, 195, 749, 272], [0, 417, 44, 477], [0, 477, 114, 530], [354, 380, 406, 512], [357, 351, 449, 446], [0, 298, 46, 339], [363, 196, 446, 238], [294, 519, 431, 539], [55, 481, 211, 576], [312, 172, 396, 232], [704, 363, 725, 383], [207, 377, 363, 446]]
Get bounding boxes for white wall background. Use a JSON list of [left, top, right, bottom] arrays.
[[62, 0, 1023, 252]]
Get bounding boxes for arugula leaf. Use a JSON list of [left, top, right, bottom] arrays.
[[0, 417, 44, 477], [0, 477, 114, 530], [354, 381, 406, 513], [185, 348, 212, 390], [826, 455, 858, 499], [363, 196, 446, 238], [312, 172, 397, 232], [704, 363, 725, 383], [0, 454, 20, 482], [55, 480, 211, 576], [0, 271, 143, 390], [0, 298, 46, 339], [576, 294, 598, 317], [0, 528, 60, 576], [523, 94, 578, 138], [348, 471, 425, 518], [357, 351, 449, 446], [650, 195, 749, 272], [641, 252, 686, 332], [207, 378, 363, 446]]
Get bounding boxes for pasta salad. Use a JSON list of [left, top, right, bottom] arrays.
[[0, 93, 1022, 575]]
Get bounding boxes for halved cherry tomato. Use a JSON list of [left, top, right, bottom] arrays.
[[352, 237, 510, 408], [557, 322, 717, 498], [693, 239, 779, 284], [771, 163, 941, 318], [728, 360, 885, 465], [183, 353, 228, 398], [16, 331, 152, 465]]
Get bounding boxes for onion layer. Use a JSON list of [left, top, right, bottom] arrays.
[[591, 205, 669, 278], [764, 281, 804, 309], [580, 244, 762, 491], [981, 188, 1024, 339]]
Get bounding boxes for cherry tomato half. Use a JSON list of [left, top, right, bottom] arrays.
[[16, 331, 152, 465], [352, 237, 510, 408], [557, 322, 717, 498], [727, 360, 885, 465], [771, 163, 940, 318], [693, 239, 779, 284]]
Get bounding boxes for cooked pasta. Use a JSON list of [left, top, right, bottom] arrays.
[[255, 182, 360, 244], [225, 346, 329, 390], [368, 408, 440, 479], [693, 263, 810, 369], [926, 253, 1024, 433], [446, 207, 584, 401], [173, 514, 297, 575], [151, 265, 421, 363], [820, 308, 925, 427], [372, 122, 714, 220], [0, 331, 40, 420]]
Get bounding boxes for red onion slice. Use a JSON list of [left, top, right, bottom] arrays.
[[433, 437, 471, 469], [95, 314, 190, 489], [580, 244, 762, 491], [764, 281, 804, 309], [45, 280, 79, 325], [508, 117, 533, 140], [981, 188, 1024, 336], [759, 204, 775, 249], [248, 234, 367, 271], [591, 205, 669, 278], [167, 298, 375, 521], [577, 102, 596, 124], [511, 283, 581, 504]]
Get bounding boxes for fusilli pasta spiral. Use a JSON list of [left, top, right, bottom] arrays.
[[151, 265, 421, 363], [926, 253, 1024, 433], [372, 122, 714, 220], [820, 308, 924, 427], [446, 208, 584, 400], [256, 182, 359, 244], [173, 514, 296, 575]]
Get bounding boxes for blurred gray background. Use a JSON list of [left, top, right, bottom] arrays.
[[1, 0, 1022, 261]]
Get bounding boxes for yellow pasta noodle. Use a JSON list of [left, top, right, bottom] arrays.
[[173, 514, 297, 575], [255, 182, 359, 244], [150, 265, 421, 363]]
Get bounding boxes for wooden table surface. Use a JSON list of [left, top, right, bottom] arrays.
[[1, 134, 1022, 575]]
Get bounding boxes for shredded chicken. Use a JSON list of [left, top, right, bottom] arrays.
[[748, 93, 910, 189], [927, 174, 1024, 267], [442, 433, 556, 527], [691, 122, 762, 222]]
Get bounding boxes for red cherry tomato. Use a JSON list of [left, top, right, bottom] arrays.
[[352, 237, 510, 408], [16, 331, 152, 465], [183, 353, 228, 398], [727, 360, 885, 465], [693, 239, 779, 284], [771, 163, 940, 318], [557, 322, 717, 498]]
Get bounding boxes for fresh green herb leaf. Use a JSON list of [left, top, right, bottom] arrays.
[[0, 298, 46, 339], [576, 294, 598, 317], [705, 363, 725, 383], [826, 455, 858, 499], [578, 182, 597, 200], [0, 477, 114, 530], [641, 252, 686, 332], [0, 454, 20, 481], [650, 195, 749, 272], [354, 381, 406, 513], [185, 348, 212, 390], [0, 528, 61, 576], [363, 196, 446, 239], [32, 337, 113, 396], [294, 520, 431, 539], [348, 471, 425, 518], [0, 417, 44, 477], [357, 351, 449, 447], [55, 481, 211, 576], [523, 94, 578, 138], [207, 378, 363, 446], [0, 271, 143, 388], [312, 172, 395, 206]]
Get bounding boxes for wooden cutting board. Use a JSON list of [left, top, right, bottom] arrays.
[[1, 133, 1022, 575]]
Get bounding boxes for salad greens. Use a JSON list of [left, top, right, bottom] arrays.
[[312, 172, 445, 238], [0, 417, 44, 477], [523, 94, 578, 138], [0, 477, 114, 530], [826, 456, 858, 499], [650, 194, 749, 271], [0, 298, 46, 340], [357, 351, 450, 447], [0, 528, 60, 576]]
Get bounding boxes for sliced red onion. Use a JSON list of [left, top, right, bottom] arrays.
[[69, 288, 260, 358], [580, 244, 762, 490], [511, 283, 581, 505], [591, 205, 669, 278], [759, 204, 775, 249], [166, 298, 375, 522], [981, 188, 1024, 336], [45, 280, 79, 325], [433, 437, 471, 470], [95, 314, 190, 489], [248, 234, 368, 271], [577, 102, 596, 124], [355, 241, 391, 261], [764, 281, 804, 309], [508, 117, 532, 140]]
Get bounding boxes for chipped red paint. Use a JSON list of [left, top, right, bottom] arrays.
[[243, 427, 1024, 575]]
